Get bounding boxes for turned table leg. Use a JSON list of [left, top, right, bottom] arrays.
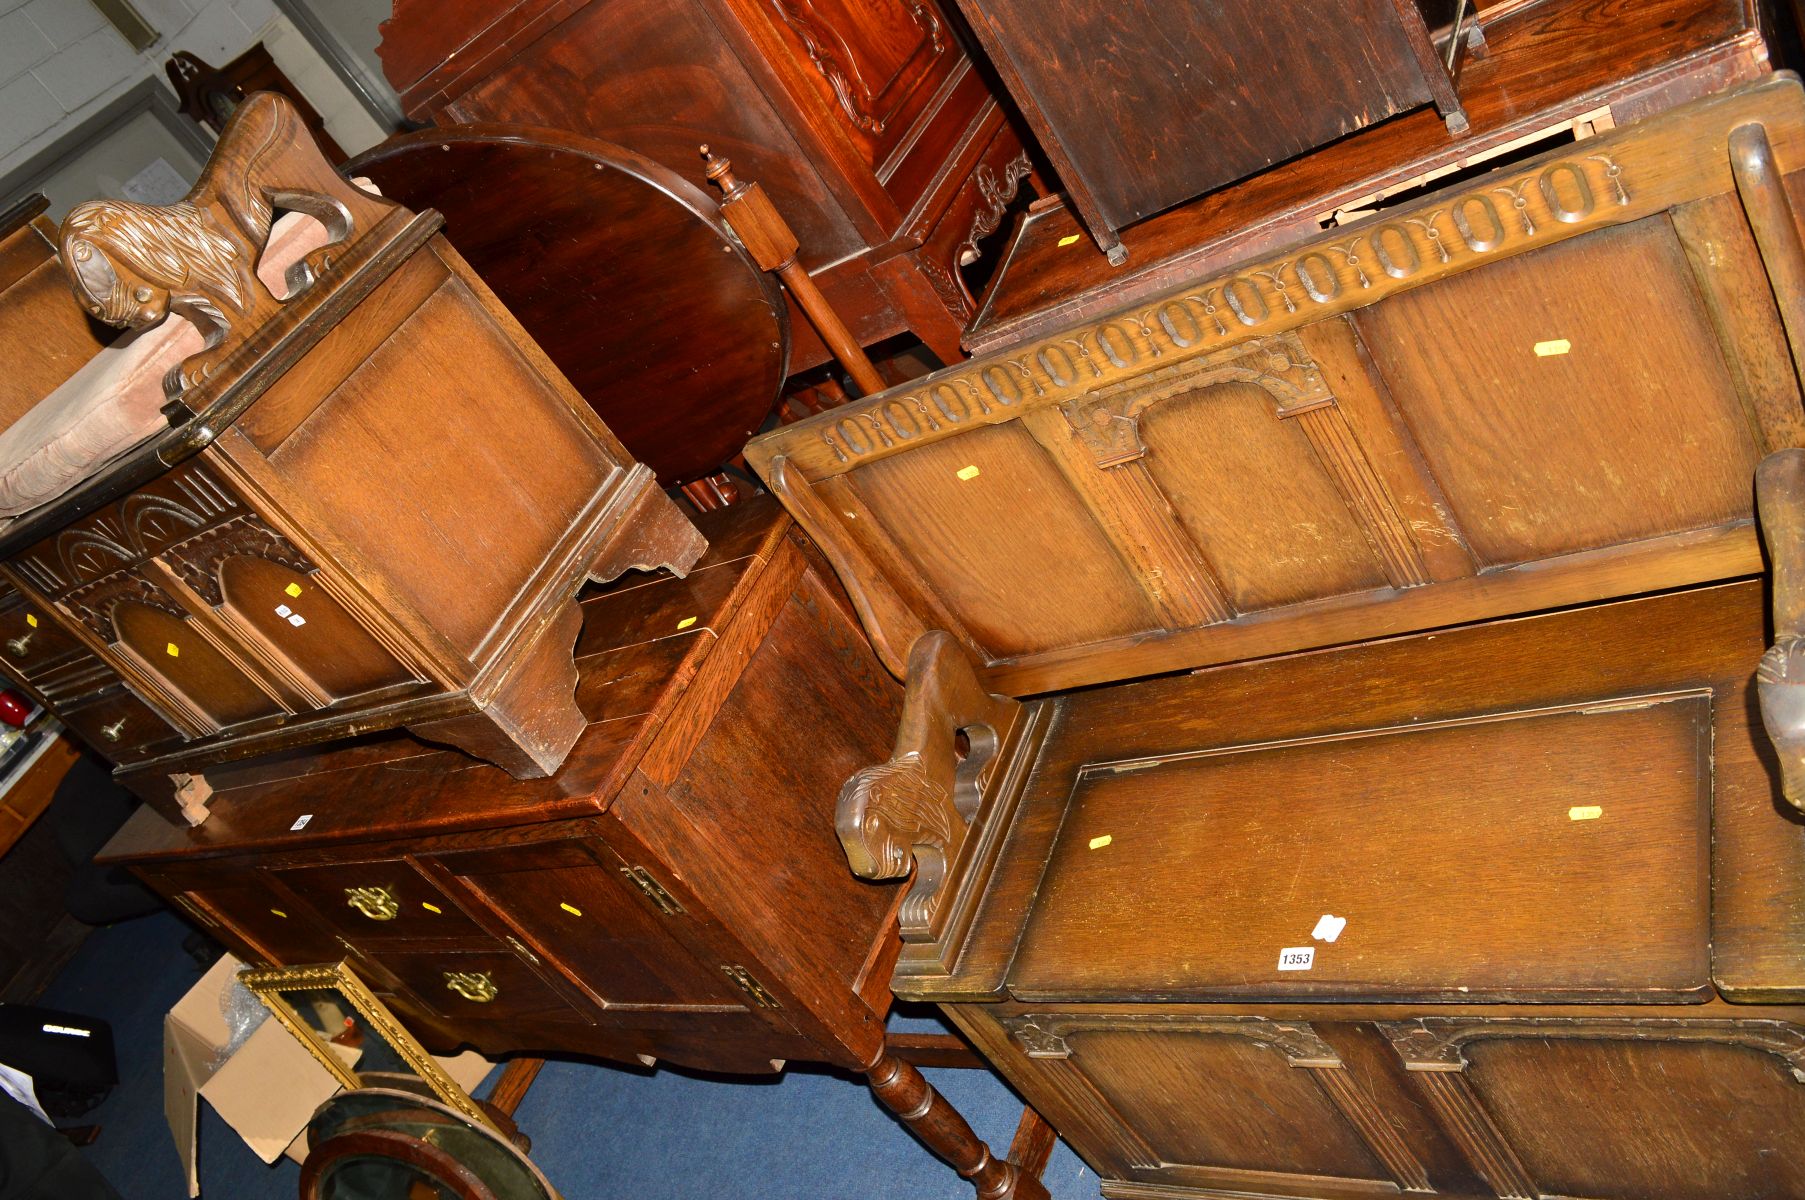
[[865, 1048, 1050, 1200]]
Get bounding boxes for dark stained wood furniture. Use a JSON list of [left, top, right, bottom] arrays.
[[0, 195, 111, 433], [375, 0, 1031, 369], [0, 95, 704, 820], [963, 0, 1773, 354], [947, 0, 1466, 264], [865, 580, 1805, 1200], [166, 46, 349, 163], [345, 125, 790, 486], [745, 74, 1805, 699], [99, 497, 1044, 1200], [804, 71, 1805, 1200]]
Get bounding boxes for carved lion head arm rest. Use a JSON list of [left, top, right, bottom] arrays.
[[1758, 447, 1805, 813], [837, 630, 1038, 950], [57, 91, 398, 400]]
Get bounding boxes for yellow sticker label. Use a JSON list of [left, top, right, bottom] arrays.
[[1088, 834, 1113, 850], [285, 582, 303, 598], [269, 908, 287, 918], [24, 613, 36, 627], [165, 643, 179, 657], [1534, 339, 1572, 357], [560, 902, 583, 917], [956, 465, 981, 481], [1057, 234, 1082, 247], [421, 902, 441, 914], [677, 616, 697, 630], [1568, 805, 1603, 821]]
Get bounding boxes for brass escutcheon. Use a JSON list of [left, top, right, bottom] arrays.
[[443, 971, 498, 1003], [344, 885, 399, 921]]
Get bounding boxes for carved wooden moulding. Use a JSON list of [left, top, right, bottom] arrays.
[[0, 93, 703, 822], [747, 76, 1805, 698]]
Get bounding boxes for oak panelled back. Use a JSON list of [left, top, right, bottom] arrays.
[[747, 77, 1805, 696]]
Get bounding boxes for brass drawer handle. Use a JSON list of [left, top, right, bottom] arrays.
[[443, 971, 497, 1003], [6, 632, 30, 657], [344, 885, 398, 921], [100, 718, 126, 743]]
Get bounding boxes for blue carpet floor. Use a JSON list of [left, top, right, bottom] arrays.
[[38, 910, 1099, 1198]]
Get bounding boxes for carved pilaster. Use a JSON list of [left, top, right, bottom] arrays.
[[1022, 406, 1231, 629], [1413, 1072, 1534, 1200], [1313, 1068, 1433, 1194], [1290, 405, 1430, 588]]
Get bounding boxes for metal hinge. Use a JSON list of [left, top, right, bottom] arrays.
[[505, 935, 541, 965], [619, 866, 685, 915], [721, 965, 781, 1009]]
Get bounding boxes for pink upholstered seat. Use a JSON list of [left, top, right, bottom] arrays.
[[0, 206, 349, 520]]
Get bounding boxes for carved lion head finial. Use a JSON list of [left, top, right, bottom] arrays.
[[835, 753, 958, 880], [59, 198, 246, 331]]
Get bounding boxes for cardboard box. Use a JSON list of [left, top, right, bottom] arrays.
[[165, 955, 491, 1196]]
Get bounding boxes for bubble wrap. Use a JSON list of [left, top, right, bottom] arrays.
[[209, 977, 272, 1074]]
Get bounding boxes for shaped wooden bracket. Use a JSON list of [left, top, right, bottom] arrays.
[[1757, 447, 1805, 814], [170, 770, 213, 826], [837, 631, 1048, 974]]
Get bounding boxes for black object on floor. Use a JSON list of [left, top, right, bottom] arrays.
[[0, 1003, 117, 1119], [0, 1092, 120, 1200], [46, 755, 158, 927]]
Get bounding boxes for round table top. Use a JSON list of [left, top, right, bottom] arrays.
[[348, 124, 789, 485]]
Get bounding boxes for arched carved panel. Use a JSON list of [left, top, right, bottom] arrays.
[[162, 513, 315, 607], [1002, 1013, 1429, 1193]]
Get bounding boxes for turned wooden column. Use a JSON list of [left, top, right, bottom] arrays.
[[864, 1045, 1051, 1200]]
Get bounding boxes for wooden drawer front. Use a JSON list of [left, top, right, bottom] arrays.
[[0, 600, 87, 680], [29, 651, 119, 708], [374, 945, 583, 1023], [272, 860, 487, 943], [149, 868, 345, 967], [438, 841, 750, 1012], [1381, 1017, 1805, 1200], [996, 1013, 1425, 1195], [1014, 692, 1712, 1003], [59, 686, 181, 761]]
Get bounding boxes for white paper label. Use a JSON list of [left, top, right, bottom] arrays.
[[290, 814, 313, 831], [1276, 946, 1315, 971], [1312, 914, 1347, 943]]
